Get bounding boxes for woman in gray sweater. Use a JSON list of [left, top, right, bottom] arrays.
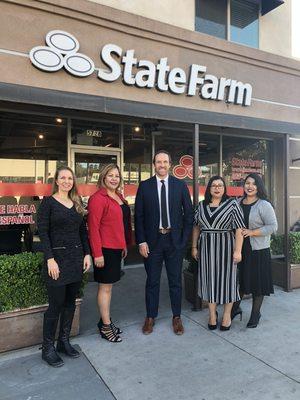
[[232, 173, 278, 328]]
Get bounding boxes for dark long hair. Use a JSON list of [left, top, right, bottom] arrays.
[[204, 175, 229, 205], [243, 173, 269, 201]]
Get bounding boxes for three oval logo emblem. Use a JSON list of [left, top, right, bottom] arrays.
[[29, 30, 95, 77]]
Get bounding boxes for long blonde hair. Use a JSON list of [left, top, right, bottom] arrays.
[[52, 166, 86, 215], [97, 164, 123, 192]]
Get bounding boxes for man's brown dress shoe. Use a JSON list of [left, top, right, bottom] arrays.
[[142, 317, 155, 335], [172, 316, 184, 335]]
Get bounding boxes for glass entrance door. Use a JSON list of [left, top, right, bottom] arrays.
[[70, 150, 120, 185]]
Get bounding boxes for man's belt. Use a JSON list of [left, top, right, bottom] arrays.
[[159, 228, 171, 234]]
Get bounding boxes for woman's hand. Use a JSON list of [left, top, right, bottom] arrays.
[[47, 258, 60, 280], [233, 251, 242, 264], [191, 247, 199, 261], [241, 228, 253, 238], [122, 248, 128, 259], [94, 256, 104, 268], [83, 255, 91, 273]]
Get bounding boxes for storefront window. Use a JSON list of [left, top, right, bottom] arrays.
[[123, 124, 152, 265], [222, 136, 271, 197], [0, 111, 67, 255], [198, 133, 220, 200], [71, 119, 120, 148], [289, 138, 300, 230], [123, 124, 152, 205], [289, 138, 300, 168]]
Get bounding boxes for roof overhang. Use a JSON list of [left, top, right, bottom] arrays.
[[247, 0, 285, 16]]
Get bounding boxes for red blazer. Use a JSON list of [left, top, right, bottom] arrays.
[[87, 187, 132, 258]]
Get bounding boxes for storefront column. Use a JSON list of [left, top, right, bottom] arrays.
[[192, 123, 202, 310], [193, 124, 199, 207], [284, 134, 291, 291]]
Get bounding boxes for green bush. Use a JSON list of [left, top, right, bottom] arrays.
[[0, 252, 89, 313], [289, 232, 300, 264], [271, 232, 300, 264], [0, 252, 47, 312], [270, 233, 284, 255]]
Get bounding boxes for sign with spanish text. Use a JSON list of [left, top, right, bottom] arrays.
[[0, 204, 36, 225]]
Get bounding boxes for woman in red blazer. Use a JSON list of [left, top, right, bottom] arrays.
[[88, 164, 132, 342]]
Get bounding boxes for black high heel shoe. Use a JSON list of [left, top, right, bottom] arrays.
[[231, 306, 243, 321], [220, 313, 232, 331], [208, 311, 218, 330], [220, 323, 231, 331], [98, 318, 123, 335], [100, 323, 122, 343], [247, 312, 261, 328]]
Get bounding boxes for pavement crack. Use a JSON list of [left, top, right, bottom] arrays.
[[82, 352, 118, 400], [182, 312, 300, 385]]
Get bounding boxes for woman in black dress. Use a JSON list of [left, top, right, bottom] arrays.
[[88, 164, 132, 343], [38, 166, 91, 367], [232, 173, 278, 328]]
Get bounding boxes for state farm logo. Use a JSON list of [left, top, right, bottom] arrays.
[[29, 30, 95, 77], [173, 156, 194, 179]]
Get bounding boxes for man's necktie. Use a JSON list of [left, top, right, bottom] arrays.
[[160, 180, 168, 228]]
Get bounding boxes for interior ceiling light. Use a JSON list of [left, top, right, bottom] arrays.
[[38, 134, 44, 139], [56, 117, 63, 123]]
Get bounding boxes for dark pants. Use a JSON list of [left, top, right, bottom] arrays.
[[45, 281, 81, 319], [144, 234, 184, 318]]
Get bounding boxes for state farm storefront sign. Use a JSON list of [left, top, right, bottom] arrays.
[[29, 30, 252, 106]]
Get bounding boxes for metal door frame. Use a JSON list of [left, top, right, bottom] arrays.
[[69, 147, 121, 171]]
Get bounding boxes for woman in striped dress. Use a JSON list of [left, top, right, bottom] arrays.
[[192, 176, 244, 331]]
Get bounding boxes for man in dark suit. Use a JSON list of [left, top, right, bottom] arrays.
[[135, 150, 193, 335]]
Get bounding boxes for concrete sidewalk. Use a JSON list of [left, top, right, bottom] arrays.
[[1, 266, 300, 400]]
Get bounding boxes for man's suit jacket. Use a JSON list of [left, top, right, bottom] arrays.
[[134, 175, 193, 250]]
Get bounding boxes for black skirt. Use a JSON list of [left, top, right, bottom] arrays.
[[94, 248, 122, 284], [238, 238, 274, 296]]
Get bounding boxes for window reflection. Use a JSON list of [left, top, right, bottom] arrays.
[[222, 136, 271, 197], [195, 0, 227, 39], [230, 0, 259, 48]]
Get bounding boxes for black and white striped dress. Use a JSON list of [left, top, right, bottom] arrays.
[[194, 198, 245, 304]]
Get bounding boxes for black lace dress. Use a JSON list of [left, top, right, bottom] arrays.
[[37, 196, 90, 287]]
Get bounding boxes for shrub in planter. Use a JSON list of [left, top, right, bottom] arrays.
[[270, 232, 300, 289], [289, 232, 300, 264], [0, 252, 47, 312], [0, 252, 89, 352], [270, 232, 300, 262], [0, 252, 89, 312], [270, 233, 284, 256]]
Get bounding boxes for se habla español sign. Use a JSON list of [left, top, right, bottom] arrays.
[[0, 204, 36, 225]]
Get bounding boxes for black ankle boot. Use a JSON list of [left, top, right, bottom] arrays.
[[42, 316, 64, 367], [56, 307, 80, 358], [247, 312, 261, 328]]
